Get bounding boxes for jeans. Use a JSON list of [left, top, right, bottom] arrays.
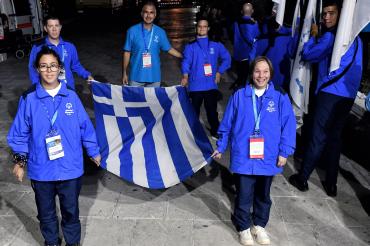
[[31, 177, 82, 245]]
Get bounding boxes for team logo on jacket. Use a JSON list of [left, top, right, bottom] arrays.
[[65, 102, 74, 115], [209, 48, 215, 54], [266, 101, 276, 113], [63, 49, 68, 57], [154, 35, 159, 43]]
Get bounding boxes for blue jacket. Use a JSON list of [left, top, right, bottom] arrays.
[[216, 82, 296, 176], [7, 83, 100, 181], [233, 16, 259, 61], [302, 30, 363, 99], [29, 37, 91, 89], [182, 37, 231, 92], [265, 26, 293, 89]]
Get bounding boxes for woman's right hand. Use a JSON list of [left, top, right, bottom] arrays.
[[211, 150, 222, 159], [13, 164, 25, 182]]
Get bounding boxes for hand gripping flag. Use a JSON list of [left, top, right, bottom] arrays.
[[92, 82, 213, 189]]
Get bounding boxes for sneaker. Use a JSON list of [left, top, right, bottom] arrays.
[[288, 174, 309, 192], [239, 229, 254, 245], [251, 225, 270, 245]]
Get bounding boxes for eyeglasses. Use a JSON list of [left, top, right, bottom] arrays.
[[38, 63, 60, 72]]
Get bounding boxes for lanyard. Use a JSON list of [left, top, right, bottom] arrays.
[[40, 96, 62, 129], [196, 39, 210, 63], [142, 24, 154, 53], [61, 45, 65, 63], [251, 87, 263, 133]]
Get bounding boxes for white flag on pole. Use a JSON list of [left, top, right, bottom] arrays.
[[289, 0, 317, 127], [272, 0, 286, 26], [330, 0, 370, 72]]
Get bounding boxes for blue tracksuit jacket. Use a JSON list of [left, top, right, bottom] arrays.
[[28, 37, 91, 89], [216, 82, 296, 176], [302, 29, 363, 99], [7, 82, 100, 181], [182, 37, 231, 92], [265, 26, 293, 89], [233, 16, 259, 61]]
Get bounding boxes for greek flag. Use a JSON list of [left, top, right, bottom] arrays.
[[92, 82, 213, 189]]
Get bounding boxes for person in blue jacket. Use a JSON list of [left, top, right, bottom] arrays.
[[122, 1, 182, 87], [212, 56, 296, 246], [289, 1, 363, 197], [231, 1, 259, 90], [28, 16, 94, 90], [181, 17, 231, 140], [8, 47, 101, 246]]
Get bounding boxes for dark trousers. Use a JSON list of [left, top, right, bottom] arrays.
[[233, 174, 273, 231], [189, 90, 220, 135], [300, 92, 354, 186], [31, 177, 82, 245]]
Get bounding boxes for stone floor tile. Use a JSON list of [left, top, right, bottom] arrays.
[[82, 218, 135, 246], [166, 193, 221, 221], [326, 197, 370, 227], [0, 192, 25, 216], [192, 220, 240, 246], [284, 223, 318, 246], [79, 191, 120, 218], [274, 197, 340, 226], [113, 192, 167, 219]]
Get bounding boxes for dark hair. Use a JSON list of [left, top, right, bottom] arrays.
[[141, 1, 157, 12], [249, 56, 274, 83], [43, 16, 61, 26], [196, 17, 209, 26], [323, 0, 342, 9], [34, 46, 63, 69]]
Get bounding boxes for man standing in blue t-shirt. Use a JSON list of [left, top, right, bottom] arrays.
[[122, 1, 182, 87], [181, 18, 231, 140]]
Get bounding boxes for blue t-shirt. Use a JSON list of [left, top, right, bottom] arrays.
[[123, 23, 172, 83]]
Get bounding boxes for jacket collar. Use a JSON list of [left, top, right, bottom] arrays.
[[45, 36, 65, 47], [36, 82, 69, 99], [245, 81, 274, 99]]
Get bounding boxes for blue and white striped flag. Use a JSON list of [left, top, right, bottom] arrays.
[[92, 82, 213, 189]]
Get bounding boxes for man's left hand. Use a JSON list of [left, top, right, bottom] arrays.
[[87, 75, 95, 84], [277, 156, 287, 167], [215, 72, 221, 84]]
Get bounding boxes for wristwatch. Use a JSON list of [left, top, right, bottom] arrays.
[[13, 153, 28, 168]]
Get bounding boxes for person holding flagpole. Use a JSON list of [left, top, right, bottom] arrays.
[[289, 0, 363, 197]]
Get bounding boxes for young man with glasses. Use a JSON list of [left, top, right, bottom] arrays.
[[181, 18, 231, 140], [28, 16, 94, 90]]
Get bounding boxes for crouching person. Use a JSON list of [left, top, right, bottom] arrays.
[[212, 56, 296, 245], [7, 46, 101, 246]]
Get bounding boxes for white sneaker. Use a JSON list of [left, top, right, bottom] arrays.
[[239, 228, 254, 245], [251, 225, 270, 245]]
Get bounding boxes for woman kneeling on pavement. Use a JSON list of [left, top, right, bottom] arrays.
[[7, 46, 101, 246], [212, 56, 296, 245]]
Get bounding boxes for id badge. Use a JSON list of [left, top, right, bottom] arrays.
[[249, 134, 264, 159], [58, 68, 66, 81], [204, 63, 212, 76], [45, 130, 65, 160], [142, 53, 152, 68]]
